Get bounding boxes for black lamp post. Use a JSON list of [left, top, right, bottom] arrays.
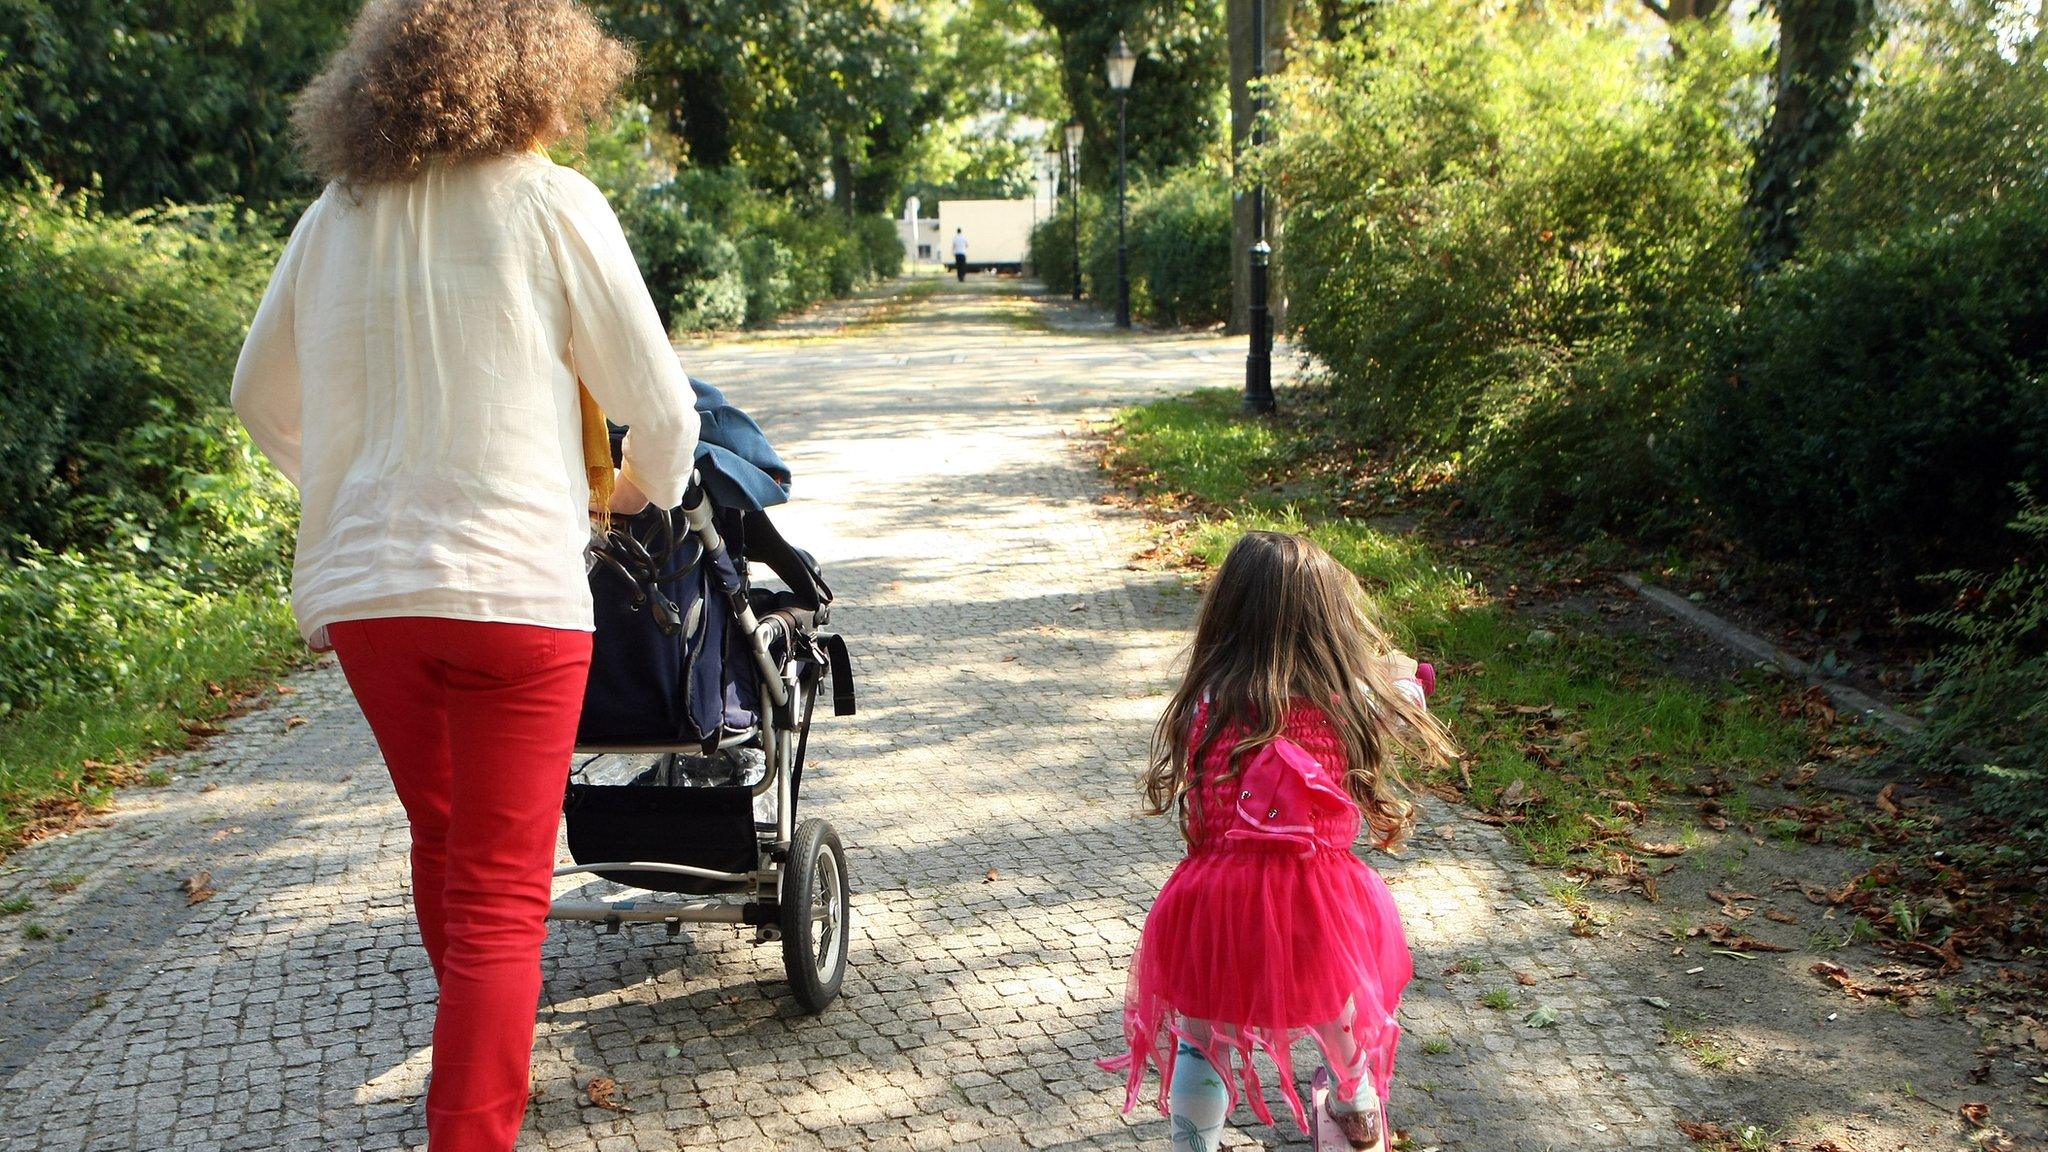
[[1244, 0, 1276, 414], [1105, 35, 1137, 330], [1064, 119, 1084, 302]]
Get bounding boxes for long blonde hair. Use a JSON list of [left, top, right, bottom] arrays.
[[1142, 531, 1459, 851]]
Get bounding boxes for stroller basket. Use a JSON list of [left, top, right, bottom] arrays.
[[565, 774, 757, 896]]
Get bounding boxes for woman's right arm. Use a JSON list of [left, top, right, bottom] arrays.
[[540, 168, 700, 509]]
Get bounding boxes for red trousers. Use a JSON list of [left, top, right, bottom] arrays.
[[330, 616, 593, 1152]]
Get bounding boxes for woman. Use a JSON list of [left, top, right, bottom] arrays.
[[230, 2, 698, 1148]]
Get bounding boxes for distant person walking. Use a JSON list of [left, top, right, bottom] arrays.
[[230, 2, 698, 1149], [952, 227, 969, 281]]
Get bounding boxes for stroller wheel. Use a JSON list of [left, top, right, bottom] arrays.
[[780, 818, 849, 1014]]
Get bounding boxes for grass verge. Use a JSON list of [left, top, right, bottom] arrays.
[[1104, 389, 1812, 869], [0, 588, 305, 855]]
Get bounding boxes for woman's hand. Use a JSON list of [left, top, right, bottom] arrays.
[[608, 472, 652, 514]]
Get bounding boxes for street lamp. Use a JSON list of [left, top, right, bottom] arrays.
[[1243, 0, 1276, 413], [1105, 35, 1137, 330], [1064, 119, 1084, 302]]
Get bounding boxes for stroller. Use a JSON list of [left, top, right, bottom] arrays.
[[547, 382, 856, 1014]]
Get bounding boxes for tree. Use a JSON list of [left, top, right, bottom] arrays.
[[1745, 0, 1879, 276], [1639, 0, 1729, 22], [1226, 0, 1295, 333], [593, 0, 924, 211], [896, 0, 1064, 206], [1027, 0, 1229, 188], [0, 0, 357, 210]]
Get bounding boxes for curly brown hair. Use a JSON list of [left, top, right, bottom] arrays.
[[292, 0, 634, 185]]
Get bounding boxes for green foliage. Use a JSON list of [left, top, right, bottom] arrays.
[[1029, 194, 1092, 298], [0, 183, 293, 570], [0, 539, 283, 716], [1913, 494, 2048, 833], [1803, 0, 2048, 253], [0, 558, 302, 849], [1027, 0, 1228, 187], [0, 0, 356, 210], [0, 183, 303, 850], [1031, 169, 1228, 327], [575, 117, 904, 334], [1125, 167, 1231, 327], [1268, 4, 1758, 532], [1689, 193, 2048, 600], [898, 0, 1065, 204], [618, 184, 748, 333], [594, 0, 925, 212]]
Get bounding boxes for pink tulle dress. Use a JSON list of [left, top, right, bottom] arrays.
[[1102, 700, 1412, 1133]]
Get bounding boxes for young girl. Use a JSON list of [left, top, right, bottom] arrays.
[[1103, 531, 1458, 1152]]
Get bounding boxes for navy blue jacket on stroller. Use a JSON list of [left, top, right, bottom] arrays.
[[549, 379, 856, 1014]]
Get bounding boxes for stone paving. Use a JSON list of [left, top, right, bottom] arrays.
[[0, 276, 1731, 1151]]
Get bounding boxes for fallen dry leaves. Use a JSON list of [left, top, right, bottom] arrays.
[[582, 1076, 633, 1113], [1706, 888, 1758, 919], [181, 872, 215, 905], [1809, 959, 1943, 1003], [1674, 1120, 1739, 1150], [1679, 921, 1791, 953]]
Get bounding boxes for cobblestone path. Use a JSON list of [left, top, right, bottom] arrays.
[[1, 278, 1728, 1151]]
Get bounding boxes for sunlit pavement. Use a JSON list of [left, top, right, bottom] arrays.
[[0, 277, 1724, 1151]]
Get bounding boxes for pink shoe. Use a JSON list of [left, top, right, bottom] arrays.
[[1310, 1067, 1386, 1152]]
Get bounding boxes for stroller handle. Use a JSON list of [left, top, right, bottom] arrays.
[[676, 472, 790, 714]]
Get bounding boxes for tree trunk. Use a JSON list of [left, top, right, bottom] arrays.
[[1638, 0, 1730, 23], [668, 5, 733, 169], [1746, 0, 1875, 278], [831, 151, 857, 216]]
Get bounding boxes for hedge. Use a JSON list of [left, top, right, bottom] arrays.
[[1029, 167, 1232, 329]]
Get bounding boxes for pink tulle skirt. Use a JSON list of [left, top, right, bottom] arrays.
[[1101, 842, 1411, 1133]]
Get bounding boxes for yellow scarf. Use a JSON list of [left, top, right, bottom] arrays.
[[580, 380, 614, 524]]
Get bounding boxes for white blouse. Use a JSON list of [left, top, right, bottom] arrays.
[[232, 153, 700, 649]]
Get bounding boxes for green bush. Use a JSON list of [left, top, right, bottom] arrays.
[[0, 186, 299, 758], [0, 185, 292, 566], [0, 541, 303, 849], [1265, 6, 1755, 530], [856, 213, 904, 282], [1028, 201, 1087, 298], [1126, 167, 1231, 328], [576, 115, 901, 334], [1030, 176, 1228, 328], [738, 234, 798, 325], [609, 180, 902, 334], [1803, 1, 2048, 257], [1689, 194, 2048, 600], [1913, 494, 2048, 835], [0, 532, 297, 717]]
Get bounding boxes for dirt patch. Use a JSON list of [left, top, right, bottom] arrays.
[[1572, 778, 2048, 1152]]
